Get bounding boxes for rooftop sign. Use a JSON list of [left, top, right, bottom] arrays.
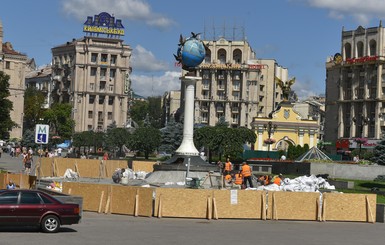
[[83, 12, 124, 37]]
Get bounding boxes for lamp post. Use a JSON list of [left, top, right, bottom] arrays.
[[352, 115, 370, 159], [264, 121, 277, 159]]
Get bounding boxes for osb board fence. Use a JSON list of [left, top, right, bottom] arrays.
[[266, 191, 321, 221], [62, 182, 153, 217], [0, 173, 36, 189], [39, 158, 128, 178], [132, 161, 158, 172], [322, 193, 376, 223]]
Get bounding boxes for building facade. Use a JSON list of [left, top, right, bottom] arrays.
[[25, 65, 52, 109], [162, 90, 181, 126], [51, 36, 132, 132], [187, 38, 285, 129], [325, 24, 385, 152], [0, 20, 34, 139]]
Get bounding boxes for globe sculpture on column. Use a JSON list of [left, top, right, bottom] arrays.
[[150, 32, 218, 183]]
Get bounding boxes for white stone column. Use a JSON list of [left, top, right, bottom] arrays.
[[175, 76, 200, 156]]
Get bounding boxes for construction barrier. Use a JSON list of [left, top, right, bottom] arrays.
[[61, 180, 378, 222], [0, 172, 36, 189], [132, 161, 159, 172]]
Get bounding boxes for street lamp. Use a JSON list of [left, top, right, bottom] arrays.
[[352, 115, 370, 159], [264, 121, 277, 159]]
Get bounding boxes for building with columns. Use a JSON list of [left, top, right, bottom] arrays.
[[0, 19, 35, 139], [185, 37, 286, 129], [325, 24, 385, 153], [51, 36, 132, 132]]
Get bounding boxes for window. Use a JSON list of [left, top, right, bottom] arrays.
[[88, 111, 93, 119], [0, 192, 19, 204], [100, 68, 107, 78], [90, 67, 97, 76], [99, 81, 106, 91], [89, 95, 95, 104], [88, 125, 92, 131], [91, 53, 98, 63], [109, 85, 114, 92], [99, 96, 105, 104], [90, 83, 94, 90], [101, 54, 108, 62], [108, 96, 114, 105], [5, 61, 10, 69], [108, 112, 112, 120], [39, 194, 54, 204], [98, 111, 103, 121], [110, 55, 117, 65], [20, 192, 42, 204], [110, 69, 116, 79]]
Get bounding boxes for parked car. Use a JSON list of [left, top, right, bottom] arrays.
[[0, 189, 81, 233]]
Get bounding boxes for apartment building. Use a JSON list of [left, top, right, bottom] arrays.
[[0, 20, 34, 139], [186, 37, 284, 128], [51, 36, 132, 132], [25, 65, 52, 109], [325, 23, 385, 152]]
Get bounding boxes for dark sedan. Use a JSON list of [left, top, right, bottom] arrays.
[[0, 189, 81, 233]]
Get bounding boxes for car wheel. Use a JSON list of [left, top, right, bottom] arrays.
[[41, 215, 60, 233]]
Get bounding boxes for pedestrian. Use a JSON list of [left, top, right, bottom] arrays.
[[23, 152, 33, 175], [6, 180, 15, 189], [241, 162, 253, 188], [103, 152, 109, 160]]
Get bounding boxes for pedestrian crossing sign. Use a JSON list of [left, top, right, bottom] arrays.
[[35, 124, 49, 144]]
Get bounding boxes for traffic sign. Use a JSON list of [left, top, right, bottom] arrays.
[[35, 124, 49, 144]]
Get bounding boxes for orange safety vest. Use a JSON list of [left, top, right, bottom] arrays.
[[234, 173, 243, 185], [273, 176, 281, 185], [224, 162, 232, 171], [225, 174, 232, 182], [241, 165, 252, 177]]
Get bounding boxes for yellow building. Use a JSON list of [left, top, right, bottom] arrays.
[[251, 102, 319, 153]]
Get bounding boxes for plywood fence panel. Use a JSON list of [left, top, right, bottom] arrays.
[[62, 182, 109, 212], [110, 186, 153, 217], [155, 188, 212, 218], [104, 160, 128, 178], [0, 173, 6, 189], [212, 190, 264, 219], [40, 158, 54, 177], [0, 173, 35, 189], [322, 193, 376, 222], [267, 191, 320, 221], [132, 161, 158, 173]]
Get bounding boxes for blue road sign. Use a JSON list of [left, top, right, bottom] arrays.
[[35, 124, 49, 144]]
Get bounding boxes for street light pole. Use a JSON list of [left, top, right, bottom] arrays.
[[264, 121, 277, 159], [352, 115, 370, 159]]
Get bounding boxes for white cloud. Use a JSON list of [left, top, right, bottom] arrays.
[[131, 45, 170, 72], [300, 0, 385, 24], [62, 0, 175, 29], [131, 71, 181, 97]]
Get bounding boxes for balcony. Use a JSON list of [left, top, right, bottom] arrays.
[[218, 85, 225, 90], [233, 86, 240, 91], [202, 84, 210, 90], [201, 106, 209, 112], [233, 75, 240, 80], [218, 74, 225, 80], [203, 74, 210, 79], [217, 107, 224, 112], [232, 107, 239, 113]]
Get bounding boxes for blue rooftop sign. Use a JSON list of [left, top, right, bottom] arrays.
[[83, 12, 124, 37]]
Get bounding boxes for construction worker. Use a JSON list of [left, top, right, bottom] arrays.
[[241, 162, 253, 188], [233, 171, 243, 189], [223, 158, 232, 175], [273, 174, 283, 186]]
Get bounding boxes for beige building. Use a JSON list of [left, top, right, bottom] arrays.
[[186, 38, 285, 128], [0, 20, 34, 140], [25, 65, 52, 109], [252, 102, 319, 152], [51, 36, 132, 132], [325, 24, 385, 151], [162, 90, 181, 125]]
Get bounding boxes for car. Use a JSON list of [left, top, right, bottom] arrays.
[[0, 189, 81, 233]]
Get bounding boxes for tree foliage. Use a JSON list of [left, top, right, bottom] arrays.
[[23, 86, 46, 131], [372, 136, 385, 165], [194, 125, 256, 161], [130, 100, 148, 127], [0, 71, 15, 139], [159, 118, 183, 153], [128, 126, 161, 159], [43, 103, 74, 140], [105, 127, 130, 155]]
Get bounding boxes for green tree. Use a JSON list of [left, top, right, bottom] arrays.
[[21, 129, 38, 150], [43, 103, 74, 140], [130, 100, 149, 127], [0, 71, 15, 139], [128, 126, 161, 159], [148, 96, 162, 128], [159, 118, 183, 153], [105, 127, 130, 156], [23, 86, 46, 131], [372, 136, 385, 165]]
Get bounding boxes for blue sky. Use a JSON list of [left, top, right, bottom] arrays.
[[1, 0, 385, 99]]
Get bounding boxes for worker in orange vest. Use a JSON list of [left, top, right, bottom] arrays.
[[223, 158, 232, 175], [273, 174, 283, 185], [241, 162, 253, 188], [233, 171, 243, 189]]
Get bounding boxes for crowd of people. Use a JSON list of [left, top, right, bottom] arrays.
[[218, 158, 283, 189]]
